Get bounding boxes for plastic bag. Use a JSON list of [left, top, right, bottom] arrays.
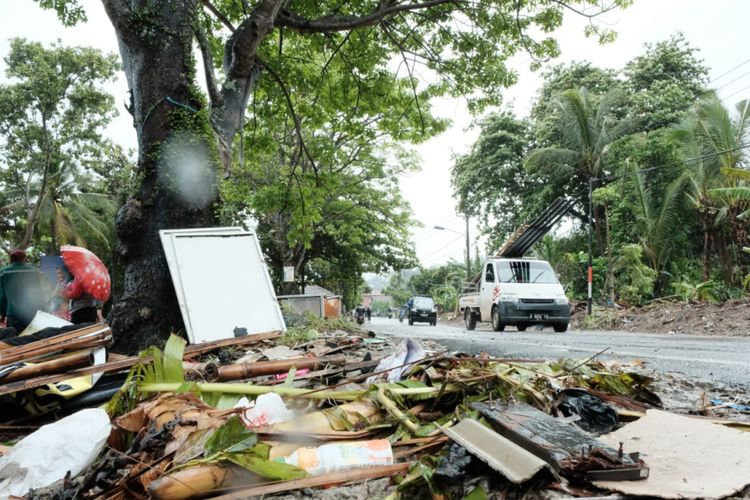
[[0, 408, 110, 498]]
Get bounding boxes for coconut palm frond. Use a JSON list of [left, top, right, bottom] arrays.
[[524, 147, 581, 177], [556, 88, 595, 154]]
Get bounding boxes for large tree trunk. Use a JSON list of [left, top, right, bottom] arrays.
[[104, 1, 216, 353], [102, 0, 281, 353]]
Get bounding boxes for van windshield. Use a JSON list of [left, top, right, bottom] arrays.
[[496, 261, 558, 284]]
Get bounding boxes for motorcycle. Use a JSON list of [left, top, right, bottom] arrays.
[[398, 308, 405, 323], [354, 307, 366, 325]]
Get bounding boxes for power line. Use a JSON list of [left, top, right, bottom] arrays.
[[715, 69, 750, 92], [711, 57, 750, 84], [722, 83, 750, 101], [419, 234, 464, 263]]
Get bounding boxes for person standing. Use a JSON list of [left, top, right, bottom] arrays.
[[63, 276, 98, 324], [0, 250, 45, 332]]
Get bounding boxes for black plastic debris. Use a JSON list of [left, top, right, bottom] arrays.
[[553, 388, 619, 434]]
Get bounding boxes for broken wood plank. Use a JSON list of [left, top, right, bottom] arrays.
[[0, 332, 110, 366], [183, 330, 281, 357], [472, 402, 646, 481], [0, 324, 108, 361], [0, 330, 282, 396], [207, 463, 411, 499], [439, 419, 552, 484]]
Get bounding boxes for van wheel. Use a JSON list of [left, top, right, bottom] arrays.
[[554, 323, 568, 332], [491, 307, 505, 332], [464, 309, 477, 331], [408, 318, 414, 326], [516, 324, 528, 332]]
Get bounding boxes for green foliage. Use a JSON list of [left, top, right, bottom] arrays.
[[0, 38, 126, 254], [204, 416, 258, 455], [276, 326, 320, 347], [557, 251, 607, 301], [384, 261, 466, 312], [672, 280, 720, 304], [182, 416, 307, 481], [624, 33, 710, 131], [452, 113, 537, 242], [614, 244, 656, 305], [579, 307, 619, 330]]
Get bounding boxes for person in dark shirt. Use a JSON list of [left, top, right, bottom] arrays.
[[0, 250, 45, 332]]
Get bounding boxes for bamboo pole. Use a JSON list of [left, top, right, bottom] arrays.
[[0, 350, 94, 383], [207, 355, 349, 382]]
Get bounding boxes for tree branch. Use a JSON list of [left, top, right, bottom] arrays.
[[195, 21, 223, 107], [263, 63, 319, 176], [276, 0, 462, 34], [201, 0, 236, 32]]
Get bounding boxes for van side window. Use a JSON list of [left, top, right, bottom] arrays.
[[497, 262, 513, 282], [485, 263, 495, 283]]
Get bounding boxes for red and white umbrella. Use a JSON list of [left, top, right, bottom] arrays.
[[60, 245, 111, 302]]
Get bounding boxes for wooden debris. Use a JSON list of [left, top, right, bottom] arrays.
[[206, 354, 349, 382], [0, 350, 95, 383], [207, 463, 411, 499]]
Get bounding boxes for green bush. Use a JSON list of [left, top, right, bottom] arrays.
[[614, 244, 656, 305]]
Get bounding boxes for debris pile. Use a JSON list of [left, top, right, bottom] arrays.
[[1, 325, 749, 499]]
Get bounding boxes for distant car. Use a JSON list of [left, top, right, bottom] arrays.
[[408, 296, 437, 326]]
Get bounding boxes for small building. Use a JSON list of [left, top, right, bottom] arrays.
[[277, 284, 342, 318], [363, 292, 393, 308]]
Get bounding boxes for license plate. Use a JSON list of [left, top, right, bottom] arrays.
[[530, 313, 548, 320], [420, 313, 427, 316]]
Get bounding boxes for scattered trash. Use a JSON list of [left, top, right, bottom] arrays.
[[239, 393, 295, 428], [367, 337, 425, 383], [281, 439, 393, 475], [261, 345, 302, 360], [709, 398, 750, 412], [0, 408, 110, 498], [553, 388, 620, 434], [1, 319, 747, 500]]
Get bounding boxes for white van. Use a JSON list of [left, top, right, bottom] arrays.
[[458, 258, 570, 332]]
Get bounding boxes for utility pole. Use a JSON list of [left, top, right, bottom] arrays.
[[587, 177, 594, 315], [433, 219, 471, 278], [465, 214, 471, 278]]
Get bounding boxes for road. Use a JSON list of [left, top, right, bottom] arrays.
[[367, 317, 750, 387]]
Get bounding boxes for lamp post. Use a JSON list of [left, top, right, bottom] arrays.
[[434, 214, 471, 278]]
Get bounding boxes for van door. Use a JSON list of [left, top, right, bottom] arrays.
[[480, 262, 496, 320]]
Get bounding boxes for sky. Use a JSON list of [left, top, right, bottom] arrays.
[[1, 1, 749, 272]]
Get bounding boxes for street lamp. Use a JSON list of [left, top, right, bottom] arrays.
[[433, 215, 471, 278]]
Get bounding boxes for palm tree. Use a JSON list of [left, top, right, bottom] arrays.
[[525, 87, 634, 249], [629, 162, 685, 282], [1, 158, 117, 254], [672, 97, 750, 282]]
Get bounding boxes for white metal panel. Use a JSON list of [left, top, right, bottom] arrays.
[[160, 227, 245, 338], [160, 228, 285, 343]]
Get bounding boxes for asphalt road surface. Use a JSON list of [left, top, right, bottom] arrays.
[[367, 317, 750, 387]]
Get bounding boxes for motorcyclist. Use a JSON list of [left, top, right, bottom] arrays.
[[354, 304, 366, 325]]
